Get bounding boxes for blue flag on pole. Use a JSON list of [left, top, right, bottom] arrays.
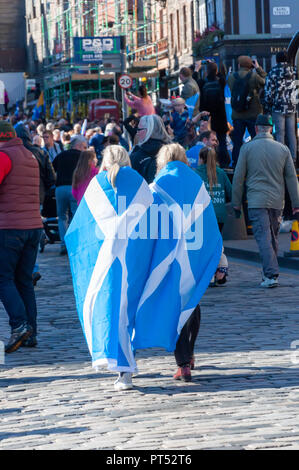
[[185, 93, 200, 119], [133, 161, 222, 351]]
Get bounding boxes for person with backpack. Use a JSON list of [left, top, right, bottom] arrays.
[[228, 55, 267, 167], [194, 60, 230, 168]]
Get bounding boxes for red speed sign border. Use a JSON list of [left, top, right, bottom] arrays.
[[118, 74, 133, 89]]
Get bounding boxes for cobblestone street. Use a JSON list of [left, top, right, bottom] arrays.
[[1, 245, 299, 450]]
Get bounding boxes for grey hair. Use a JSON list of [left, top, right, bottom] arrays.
[[138, 114, 172, 146], [70, 135, 87, 149]]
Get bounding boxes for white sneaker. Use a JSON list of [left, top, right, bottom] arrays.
[[114, 372, 133, 391], [260, 277, 278, 288]]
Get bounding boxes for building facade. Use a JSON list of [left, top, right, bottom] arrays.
[[0, 0, 27, 109], [194, 0, 299, 71], [24, 0, 298, 114]]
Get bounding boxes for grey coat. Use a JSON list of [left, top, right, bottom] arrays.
[[232, 133, 299, 210]]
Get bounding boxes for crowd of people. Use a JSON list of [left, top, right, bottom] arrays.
[[0, 52, 299, 389]]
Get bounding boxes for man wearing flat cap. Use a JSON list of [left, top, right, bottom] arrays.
[[228, 55, 267, 167], [232, 114, 299, 288]]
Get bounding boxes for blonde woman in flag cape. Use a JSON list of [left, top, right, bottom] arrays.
[[65, 145, 155, 391], [133, 143, 223, 382]]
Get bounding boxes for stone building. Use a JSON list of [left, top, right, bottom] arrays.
[[0, 0, 27, 108]]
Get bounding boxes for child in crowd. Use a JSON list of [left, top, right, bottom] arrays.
[[166, 98, 190, 146], [196, 146, 232, 285], [72, 149, 99, 205]]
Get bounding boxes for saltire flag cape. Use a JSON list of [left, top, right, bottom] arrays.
[[133, 161, 222, 351], [65, 163, 222, 372], [65, 167, 155, 372]]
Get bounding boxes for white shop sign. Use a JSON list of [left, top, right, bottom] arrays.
[[273, 6, 290, 15]]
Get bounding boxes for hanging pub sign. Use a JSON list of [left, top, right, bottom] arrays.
[[73, 36, 122, 65]]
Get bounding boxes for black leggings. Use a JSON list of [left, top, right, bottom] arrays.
[[174, 305, 201, 367]]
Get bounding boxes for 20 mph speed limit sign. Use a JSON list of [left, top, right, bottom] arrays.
[[118, 74, 133, 89]]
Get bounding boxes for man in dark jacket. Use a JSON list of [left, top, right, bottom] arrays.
[[15, 124, 56, 205], [193, 60, 229, 167], [263, 51, 298, 165], [228, 55, 267, 166], [53, 135, 87, 255], [0, 122, 43, 352]]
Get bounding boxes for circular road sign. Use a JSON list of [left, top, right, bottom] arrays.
[[118, 74, 133, 89]]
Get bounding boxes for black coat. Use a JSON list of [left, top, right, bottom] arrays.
[[130, 138, 165, 184], [193, 72, 228, 135]]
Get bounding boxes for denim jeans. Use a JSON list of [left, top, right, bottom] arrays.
[[248, 208, 282, 279], [232, 119, 256, 167], [0, 228, 42, 334], [272, 112, 297, 163], [55, 186, 77, 248]]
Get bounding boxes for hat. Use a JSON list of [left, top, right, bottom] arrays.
[[172, 97, 186, 106], [255, 114, 273, 127], [238, 55, 253, 69], [0, 121, 17, 142]]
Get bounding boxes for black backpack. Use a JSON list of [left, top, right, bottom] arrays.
[[231, 71, 253, 112], [201, 79, 223, 112]]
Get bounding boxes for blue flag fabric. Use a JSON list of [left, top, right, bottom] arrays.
[[133, 161, 223, 351], [65, 163, 222, 372], [65, 167, 154, 372]]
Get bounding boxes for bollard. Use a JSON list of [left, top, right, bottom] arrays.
[[284, 219, 299, 257]]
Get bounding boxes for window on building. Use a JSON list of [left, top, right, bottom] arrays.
[[32, 0, 37, 18], [177, 10, 180, 52], [206, 0, 216, 27], [170, 13, 174, 50], [160, 10, 164, 39], [199, 2, 207, 33], [183, 6, 187, 49]]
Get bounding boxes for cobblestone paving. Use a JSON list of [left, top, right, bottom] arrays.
[[1, 244, 299, 450]]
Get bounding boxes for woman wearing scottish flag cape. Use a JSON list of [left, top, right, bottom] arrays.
[[133, 144, 223, 382], [65, 144, 222, 391], [65, 146, 155, 390]]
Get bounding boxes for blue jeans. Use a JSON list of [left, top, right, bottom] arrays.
[[0, 228, 42, 334], [55, 186, 77, 248], [232, 119, 256, 167], [248, 208, 282, 279], [272, 112, 297, 163]]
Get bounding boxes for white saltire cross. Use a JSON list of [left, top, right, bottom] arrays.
[[83, 176, 153, 371]]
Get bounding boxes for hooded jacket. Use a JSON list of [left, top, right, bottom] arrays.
[[130, 138, 165, 184], [263, 63, 297, 115]]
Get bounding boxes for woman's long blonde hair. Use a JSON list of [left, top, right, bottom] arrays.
[[100, 145, 131, 189], [199, 147, 218, 193], [156, 143, 188, 175]]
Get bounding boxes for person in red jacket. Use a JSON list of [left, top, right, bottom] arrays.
[[0, 121, 43, 352]]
